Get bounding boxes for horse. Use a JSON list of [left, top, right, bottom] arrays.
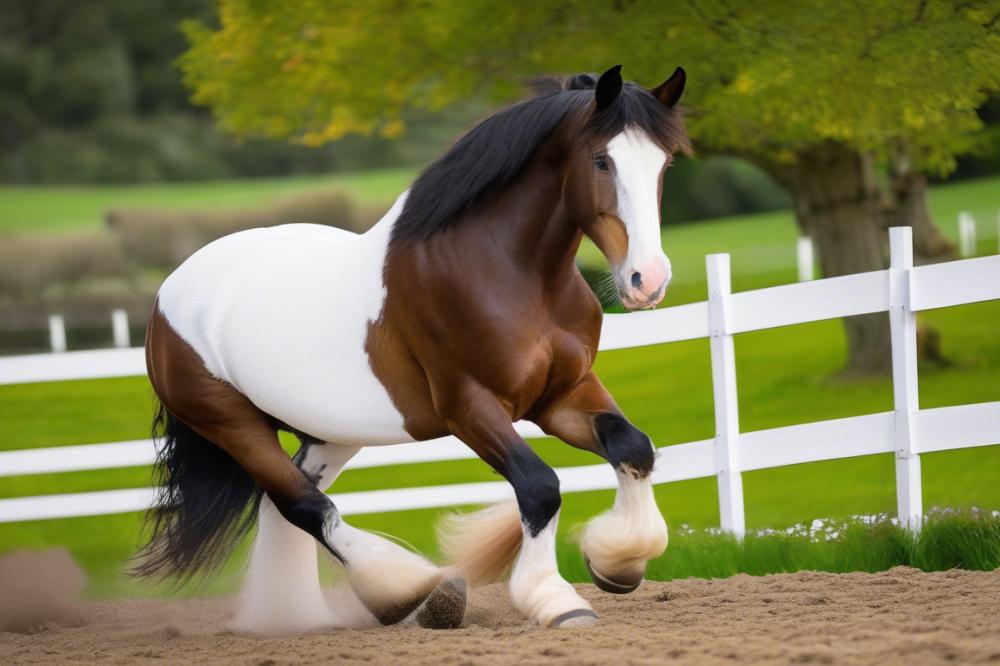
[[137, 64, 690, 633]]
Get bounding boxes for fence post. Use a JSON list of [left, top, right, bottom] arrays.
[[111, 309, 130, 348], [706, 253, 745, 536], [47, 314, 67, 353], [958, 212, 976, 257], [888, 227, 921, 529], [796, 237, 815, 282]]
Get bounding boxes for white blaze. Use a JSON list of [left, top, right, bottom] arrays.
[[605, 129, 672, 304]]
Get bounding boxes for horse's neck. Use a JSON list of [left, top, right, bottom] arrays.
[[384, 123, 585, 306], [469, 155, 581, 288]]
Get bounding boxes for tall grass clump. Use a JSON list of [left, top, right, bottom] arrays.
[[910, 507, 1000, 571], [558, 507, 1000, 583]]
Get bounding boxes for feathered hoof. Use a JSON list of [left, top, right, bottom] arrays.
[[584, 556, 643, 595], [362, 573, 445, 627], [549, 608, 599, 628], [416, 574, 467, 629]]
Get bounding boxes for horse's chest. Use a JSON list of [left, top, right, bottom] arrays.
[[483, 326, 594, 419]]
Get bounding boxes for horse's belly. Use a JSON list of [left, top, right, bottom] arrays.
[[236, 356, 414, 446], [224, 314, 414, 446], [157, 220, 414, 446]]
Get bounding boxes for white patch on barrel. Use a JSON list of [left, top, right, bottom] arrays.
[[157, 193, 414, 446]]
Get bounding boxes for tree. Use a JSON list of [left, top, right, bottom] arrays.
[[182, 0, 1000, 373]]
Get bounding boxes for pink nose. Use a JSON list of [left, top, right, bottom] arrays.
[[630, 260, 669, 299]]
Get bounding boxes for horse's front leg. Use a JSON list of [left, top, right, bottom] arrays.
[[536, 372, 667, 593], [443, 387, 598, 628]]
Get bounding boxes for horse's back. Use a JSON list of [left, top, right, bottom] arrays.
[[156, 206, 413, 446]]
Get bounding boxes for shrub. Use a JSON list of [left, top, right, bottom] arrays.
[[106, 187, 365, 270], [0, 233, 131, 299]]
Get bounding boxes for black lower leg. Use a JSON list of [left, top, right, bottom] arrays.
[[497, 444, 562, 537], [268, 481, 344, 564], [593, 413, 655, 477]]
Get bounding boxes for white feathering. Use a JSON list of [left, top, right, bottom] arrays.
[[579, 468, 667, 583]]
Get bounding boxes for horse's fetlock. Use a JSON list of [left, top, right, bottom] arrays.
[[272, 488, 335, 543], [516, 471, 561, 537], [594, 412, 655, 477]]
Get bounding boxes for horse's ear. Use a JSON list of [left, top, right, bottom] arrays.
[[594, 65, 623, 111], [650, 67, 686, 108]]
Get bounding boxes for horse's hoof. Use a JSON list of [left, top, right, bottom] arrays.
[[550, 608, 599, 628], [585, 556, 643, 594], [416, 575, 467, 629]]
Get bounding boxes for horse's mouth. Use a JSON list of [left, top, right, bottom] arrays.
[[619, 283, 668, 311]]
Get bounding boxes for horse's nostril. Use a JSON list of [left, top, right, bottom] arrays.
[[631, 272, 642, 289]]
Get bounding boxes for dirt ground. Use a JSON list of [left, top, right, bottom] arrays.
[[3, 565, 1000, 665]]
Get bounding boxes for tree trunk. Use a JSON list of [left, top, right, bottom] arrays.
[[790, 142, 892, 375], [886, 139, 957, 264]]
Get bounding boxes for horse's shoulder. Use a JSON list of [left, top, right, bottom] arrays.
[[548, 274, 603, 347]]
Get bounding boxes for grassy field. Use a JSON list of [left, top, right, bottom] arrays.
[[0, 168, 417, 234], [1, 171, 998, 598]]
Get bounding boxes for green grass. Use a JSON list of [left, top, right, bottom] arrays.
[[637, 508, 1000, 582], [0, 170, 998, 597], [0, 167, 418, 234]]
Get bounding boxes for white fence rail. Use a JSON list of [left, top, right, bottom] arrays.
[[2, 227, 1000, 531]]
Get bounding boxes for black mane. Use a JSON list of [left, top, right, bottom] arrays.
[[389, 80, 690, 247]]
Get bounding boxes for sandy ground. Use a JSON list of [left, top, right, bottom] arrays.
[[3, 563, 1000, 665]]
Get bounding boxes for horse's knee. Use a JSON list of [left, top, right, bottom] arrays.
[[503, 447, 561, 536], [594, 413, 655, 477]]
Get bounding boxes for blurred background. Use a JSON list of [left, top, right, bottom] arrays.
[[1, 0, 999, 595]]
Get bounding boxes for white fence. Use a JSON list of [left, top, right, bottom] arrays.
[[2, 227, 999, 533], [957, 207, 1000, 258]]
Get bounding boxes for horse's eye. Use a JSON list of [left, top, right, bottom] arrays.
[[594, 157, 610, 172]]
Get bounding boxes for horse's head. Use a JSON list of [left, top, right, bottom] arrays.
[[564, 65, 688, 311]]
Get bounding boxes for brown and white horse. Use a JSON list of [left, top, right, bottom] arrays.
[[138, 65, 690, 633]]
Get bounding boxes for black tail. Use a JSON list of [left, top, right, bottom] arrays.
[[132, 402, 262, 579]]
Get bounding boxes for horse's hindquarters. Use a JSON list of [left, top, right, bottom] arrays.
[[155, 221, 412, 446]]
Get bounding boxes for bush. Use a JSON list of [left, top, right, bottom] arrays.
[[663, 156, 790, 224], [106, 187, 364, 269], [0, 233, 131, 299]]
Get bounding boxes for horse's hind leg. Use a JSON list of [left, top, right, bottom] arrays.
[[227, 434, 447, 627], [239, 434, 466, 633], [235, 439, 360, 634], [149, 317, 446, 629]]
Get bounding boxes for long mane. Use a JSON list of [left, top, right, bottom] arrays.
[[389, 81, 690, 247]]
